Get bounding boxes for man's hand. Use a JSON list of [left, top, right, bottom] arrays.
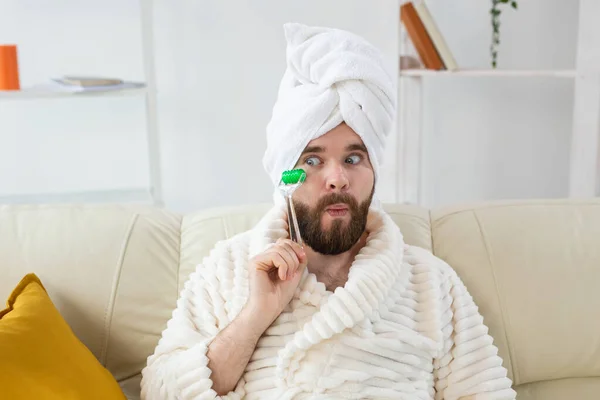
[[247, 238, 308, 325], [206, 238, 307, 395]]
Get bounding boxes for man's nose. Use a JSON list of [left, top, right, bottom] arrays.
[[325, 165, 349, 191]]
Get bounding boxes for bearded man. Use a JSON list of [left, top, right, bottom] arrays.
[[140, 23, 516, 400]]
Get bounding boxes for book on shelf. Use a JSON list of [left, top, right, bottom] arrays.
[[400, 1, 457, 71], [53, 76, 124, 87], [49, 76, 145, 92]]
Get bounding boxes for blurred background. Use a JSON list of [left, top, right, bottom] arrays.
[[0, 0, 593, 213]]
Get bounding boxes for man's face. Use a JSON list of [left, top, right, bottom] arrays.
[[291, 123, 375, 255]]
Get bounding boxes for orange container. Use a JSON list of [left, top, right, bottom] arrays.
[[0, 45, 20, 90]]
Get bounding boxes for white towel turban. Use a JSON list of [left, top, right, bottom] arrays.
[[262, 23, 396, 201]]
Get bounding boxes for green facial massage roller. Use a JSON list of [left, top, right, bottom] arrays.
[[278, 169, 306, 246]]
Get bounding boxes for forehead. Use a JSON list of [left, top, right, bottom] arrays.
[[305, 123, 365, 150]]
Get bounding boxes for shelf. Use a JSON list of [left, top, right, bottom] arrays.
[[399, 69, 577, 78], [0, 187, 154, 205], [0, 83, 147, 100]]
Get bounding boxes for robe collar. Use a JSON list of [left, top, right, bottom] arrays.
[[248, 204, 406, 385]]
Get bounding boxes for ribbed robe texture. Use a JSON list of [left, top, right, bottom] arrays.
[[141, 206, 516, 400]]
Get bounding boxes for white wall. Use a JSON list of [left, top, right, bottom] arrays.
[[419, 0, 580, 207], [153, 0, 400, 212], [0, 1, 150, 197], [0, 0, 399, 212], [0, 0, 584, 212]]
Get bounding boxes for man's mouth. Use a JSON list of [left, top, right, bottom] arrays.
[[325, 204, 349, 217]]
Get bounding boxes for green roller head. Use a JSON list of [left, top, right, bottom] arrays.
[[281, 169, 306, 185]]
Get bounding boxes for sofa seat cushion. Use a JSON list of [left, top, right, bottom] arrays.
[[515, 377, 600, 400]]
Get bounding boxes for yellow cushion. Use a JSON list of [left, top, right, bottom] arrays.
[[0, 273, 126, 400]]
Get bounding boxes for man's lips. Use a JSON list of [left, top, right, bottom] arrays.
[[325, 204, 349, 211], [325, 204, 350, 217]]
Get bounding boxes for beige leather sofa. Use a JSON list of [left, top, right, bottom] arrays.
[[1, 198, 599, 399]]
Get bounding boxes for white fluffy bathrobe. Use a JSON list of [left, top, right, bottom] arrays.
[[140, 205, 516, 400]]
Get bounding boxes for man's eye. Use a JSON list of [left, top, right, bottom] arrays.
[[345, 155, 362, 164], [305, 157, 321, 166]]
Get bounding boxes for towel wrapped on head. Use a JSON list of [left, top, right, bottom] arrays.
[[263, 22, 396, 202]]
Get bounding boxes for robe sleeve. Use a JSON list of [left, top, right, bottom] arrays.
[[433, 267, 517, 400], [140, 243, 246, 400]]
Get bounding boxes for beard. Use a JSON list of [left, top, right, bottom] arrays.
[[294, 189, 374, 255]]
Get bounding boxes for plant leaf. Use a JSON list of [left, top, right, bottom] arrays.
[[511, 1, 518, 9]]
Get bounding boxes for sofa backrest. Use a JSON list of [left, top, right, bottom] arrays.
[[1, 199, 599, 399], [429, 199, 600, 398], [0, 204, 182, 397]]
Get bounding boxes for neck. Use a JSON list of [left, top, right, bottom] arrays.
[[304, 231, 368, 292]]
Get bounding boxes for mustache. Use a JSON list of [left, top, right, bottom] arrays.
[[315, 193, 358, 211]]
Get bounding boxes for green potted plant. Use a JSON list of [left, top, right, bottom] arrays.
[[490, 0, 518, 68]]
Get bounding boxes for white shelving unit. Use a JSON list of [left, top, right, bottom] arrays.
[[0, 84, 147, 99], [0, 86, 147, 100], [400, 69, 577, 78], [397, 0, 600, 205], [0, 187, 152, 205], [0, 0, 163, 207]]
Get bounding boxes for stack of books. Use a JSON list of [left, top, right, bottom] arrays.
[[400, 1, 457, 71]]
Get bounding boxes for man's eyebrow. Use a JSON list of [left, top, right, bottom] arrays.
[[301, 143, 368, 155], [346, 143, 368, 153], [301, 145, 325, 155]]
